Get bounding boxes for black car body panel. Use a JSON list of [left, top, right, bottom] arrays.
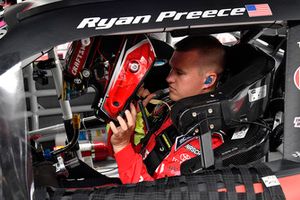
[[1, 0, 300, 199]]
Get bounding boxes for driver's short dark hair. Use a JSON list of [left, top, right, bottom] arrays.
[[174, 35, 225, 73], [175, 35, 223, 51]]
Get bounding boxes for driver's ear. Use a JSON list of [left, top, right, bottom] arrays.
[[203, 73, 217, 89]]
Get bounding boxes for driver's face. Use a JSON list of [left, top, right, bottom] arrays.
[[167, 50, 206, 101]]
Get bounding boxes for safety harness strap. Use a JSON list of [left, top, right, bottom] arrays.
[[204, 171, 219, 200], [254, 163, 286, 200], [222, 168, 238, 200], [238, 166, 256, 200], [180, 155, 203, 175], [187, 175, 208, 200], [143, 125, 178, 176]]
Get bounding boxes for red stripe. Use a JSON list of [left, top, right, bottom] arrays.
[[298, 68, 300, 89], [218, 173, 300, 199], [81, 151, 92, 157], [0, 20, 6, 28], [248, 4, 272, 17], [294, 68, 300, 89]]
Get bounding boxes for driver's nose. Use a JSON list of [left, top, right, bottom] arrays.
[[166, 69, 175, 84]]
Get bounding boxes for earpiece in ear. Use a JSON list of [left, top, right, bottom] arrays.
[[204, 76, 212, 84]]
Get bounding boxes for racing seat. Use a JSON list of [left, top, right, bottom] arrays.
[[170, 43, 275, 174]]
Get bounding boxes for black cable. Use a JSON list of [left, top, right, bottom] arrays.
[[51, 128, 79, 156], [263, 118, 276, 123], [181, 115, 271, 138], [230, 119, 272, 131], [269, 123, 284, 152], [138, 100, 151, 132]]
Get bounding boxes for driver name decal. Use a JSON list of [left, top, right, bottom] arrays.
[[77, 15, 151, 30], [294, 66, 300, 90], [77, 4, 273, 30], [77, 7, 246, 30], [294, 117, 300, 128], [155, 8, 245, 22]]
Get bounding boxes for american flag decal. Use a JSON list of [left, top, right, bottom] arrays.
[[245, 4, 272, 17]]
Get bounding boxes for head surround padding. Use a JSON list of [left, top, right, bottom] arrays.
[[219, 43, 275, 96]]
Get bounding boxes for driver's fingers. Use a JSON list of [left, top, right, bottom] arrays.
[[137, 84, 145, 97], [137, 86, 144, 97], [141, 88, 150, 98], [117, 116, 128, 131], [109, 121, 118, 134], [142, 93, 156, 107], [137, 86, 151, 99], [130, 103, 137, 122], [125, 110, 134, 128]]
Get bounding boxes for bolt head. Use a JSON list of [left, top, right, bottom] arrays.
[[82, 69, 90, 78], [74, 78, 82, 84], [81, 38, 91, 46], [129, 61, 139, 73]]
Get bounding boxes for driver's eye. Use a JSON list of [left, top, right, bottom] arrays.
[[171, 68, 183, 76], [176, 70, 184, 75]]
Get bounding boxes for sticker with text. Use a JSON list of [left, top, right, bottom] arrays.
[[294, 117, 300, 128], [261, 175, 280, 187], [231, 126, 249, 140]]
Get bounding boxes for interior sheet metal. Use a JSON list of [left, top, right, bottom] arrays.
[[0, 64, 32, 200]]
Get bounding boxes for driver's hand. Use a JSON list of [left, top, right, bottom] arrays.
[[137, 86, 156, 109], [109, 103, 137, 153]]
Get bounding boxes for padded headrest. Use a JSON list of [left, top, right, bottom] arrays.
[[218, 43, 275, 97], [227, 43, 273, 74]]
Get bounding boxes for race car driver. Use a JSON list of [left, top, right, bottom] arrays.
[[109, 35, 226, 184]]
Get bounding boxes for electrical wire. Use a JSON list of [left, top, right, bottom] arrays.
[[181, 116, 271, 137], [150, 99, 172, 111], [230, 119, 272, 131]]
